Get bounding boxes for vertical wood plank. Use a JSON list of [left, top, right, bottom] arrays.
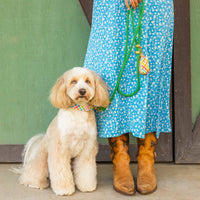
[[79, 0, 93, 26], [173, 0, 200, 163], [173, 0, 192, 163]]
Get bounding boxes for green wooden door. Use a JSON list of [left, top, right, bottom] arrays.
[[191, 0, 200, 125]]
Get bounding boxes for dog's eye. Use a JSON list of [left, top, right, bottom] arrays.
[[85, 79, 90, 84], [71, 80, 77, 84]]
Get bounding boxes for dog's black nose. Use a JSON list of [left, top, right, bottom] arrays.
[[79, 88, 86, 96]]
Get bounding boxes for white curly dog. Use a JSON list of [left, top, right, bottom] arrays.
[[17, 67, 110, 195]]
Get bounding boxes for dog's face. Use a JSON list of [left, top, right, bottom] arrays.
[[50, 67, 110, 109], [66, 68, 95, 104]]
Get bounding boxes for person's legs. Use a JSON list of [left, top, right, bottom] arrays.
[[136, 132, 157, 194], [108, 133, 135, 195]]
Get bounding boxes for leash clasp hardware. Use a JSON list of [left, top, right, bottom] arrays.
[[95, 107, 105, 112], [135, 44, 142, 55], [95, 102, 111, 112]]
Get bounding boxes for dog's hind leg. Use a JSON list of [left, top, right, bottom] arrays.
[[73, 139, 98, 192], [19, 137, 49, 189]]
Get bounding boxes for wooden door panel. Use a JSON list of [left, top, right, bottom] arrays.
[[174, 0, 200, 163]]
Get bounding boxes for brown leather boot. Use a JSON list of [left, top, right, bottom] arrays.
[[108, 133, 136, 195], [136, 132, 158, 194]]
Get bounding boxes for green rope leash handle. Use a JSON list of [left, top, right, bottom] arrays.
[[97, 1, 145, 112]]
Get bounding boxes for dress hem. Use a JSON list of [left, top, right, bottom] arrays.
[[97, 128, 172, 139]]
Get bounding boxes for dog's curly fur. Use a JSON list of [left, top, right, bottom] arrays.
[[18, 67, 110, 195]]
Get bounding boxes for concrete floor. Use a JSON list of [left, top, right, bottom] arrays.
[[0, 164, 200, 200]]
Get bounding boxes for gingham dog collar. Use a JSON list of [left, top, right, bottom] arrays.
[[71, 104, 94, 112]]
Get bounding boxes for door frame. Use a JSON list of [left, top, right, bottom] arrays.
[[79, 0, 200, 163]]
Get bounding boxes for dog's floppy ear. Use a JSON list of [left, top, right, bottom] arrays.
[[50, 74, 72, 109], [90, 71, 110, 108]]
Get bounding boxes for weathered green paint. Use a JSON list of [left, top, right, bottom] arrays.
[[190, 0, 200, 125], [0, 0, 90, 144]]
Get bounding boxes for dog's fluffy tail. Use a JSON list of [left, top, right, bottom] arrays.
[[22, 134, 44, 167], [11, 134, 44, 174]]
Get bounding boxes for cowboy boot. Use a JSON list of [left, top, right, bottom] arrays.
[[108, 133, 136, 195], [136, 132, 158, 194]]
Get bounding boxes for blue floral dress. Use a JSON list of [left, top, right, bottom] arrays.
[[84, 0, 174, 138]]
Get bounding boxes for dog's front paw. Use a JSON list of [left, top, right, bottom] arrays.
[[52, 184, 75, 196], [76, 181, 97, 192], [74, 161, 97, 192], [76, 177, 97, 192]]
